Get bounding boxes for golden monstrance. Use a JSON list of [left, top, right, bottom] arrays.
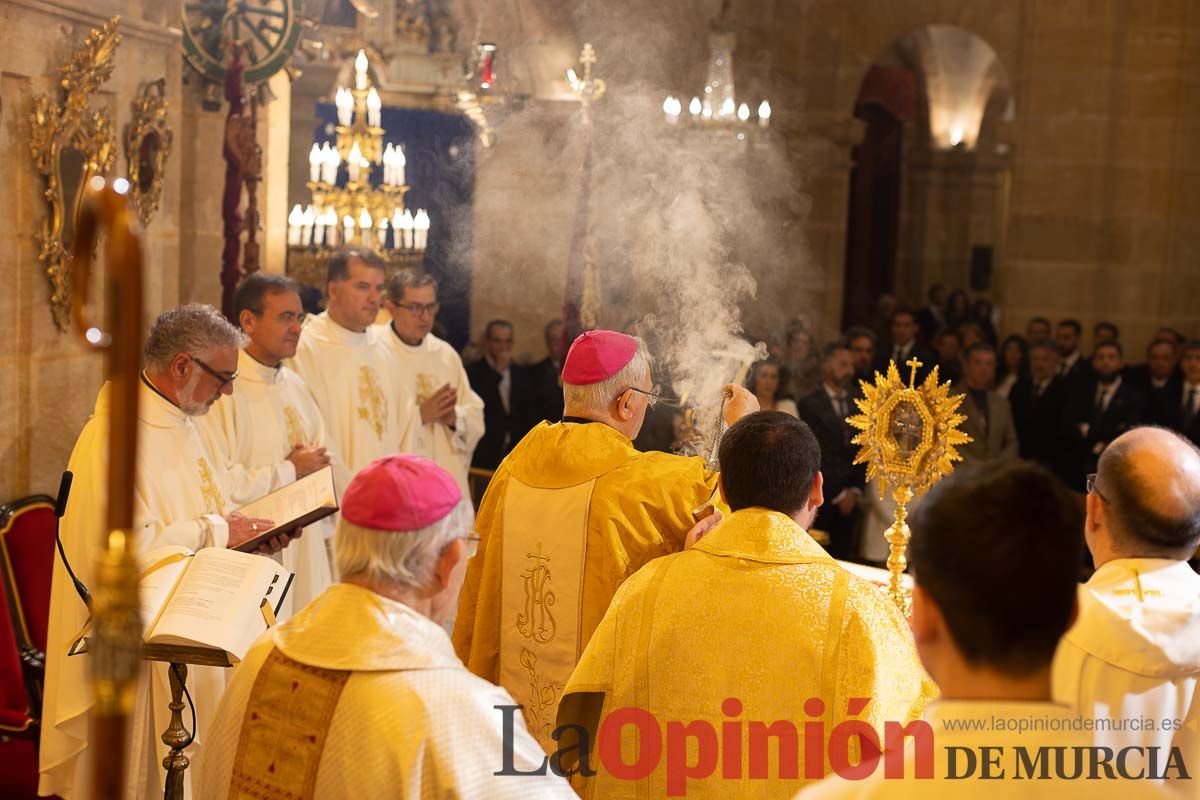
[[848, 358, 972, 615]]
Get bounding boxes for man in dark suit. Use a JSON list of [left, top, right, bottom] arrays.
[[1009, 340, 1070, 484], [1062, 341, 1145, 490], [466, 319, 533, 470], [916, 283, 946, 345], [1150, 340, 1200, 448], [1055, 318, 1092, 390], [872, 306, 935, 383], [798, 343, 865, 561], [1126, 337, 1182, 403], [844, 325, 876, 390], [528, 318, 566, 425]]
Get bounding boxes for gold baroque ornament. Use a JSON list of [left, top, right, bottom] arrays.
[[30, 16, 121, 331], [848, 358, 972, 614], [123, 79, 172, 228]]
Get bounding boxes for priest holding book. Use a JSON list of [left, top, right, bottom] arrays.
[[40, 304, 281, 800], [197, 455, 575, 799], [195, 273, 343, 614]]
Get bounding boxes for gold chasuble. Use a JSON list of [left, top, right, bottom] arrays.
[[453, 420, 718, 751], [557, 509, 936, 799]]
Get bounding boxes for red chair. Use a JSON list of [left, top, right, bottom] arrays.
[[0, 495, 56, 800]]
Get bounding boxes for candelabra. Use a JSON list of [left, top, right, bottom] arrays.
[[660, 4, 771, 138], [287, 49, 431, 260]]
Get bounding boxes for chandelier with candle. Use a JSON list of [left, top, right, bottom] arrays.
[[288, 49, 430, 257], [661, 4, 771, 137]]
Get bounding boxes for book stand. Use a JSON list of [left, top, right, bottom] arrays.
[[143, 643, 232, 800]]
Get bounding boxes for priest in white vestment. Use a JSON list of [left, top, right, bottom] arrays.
[[40, 304, 286, 800], [196, 454, 575, 799], [288, 249, 400, 476], [1053, 427, 1200, 796], [376, 268, 484, 496], [803, 460, 1170, 799], [195, 273, 342, 616]]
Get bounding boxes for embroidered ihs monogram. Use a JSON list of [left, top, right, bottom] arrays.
[[196, 457, 226, 515], [282, 405, 305, 446], [356, 366, 387, 441]]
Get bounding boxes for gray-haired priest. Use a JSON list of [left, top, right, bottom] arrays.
[[196, 455, 575, 799], [40, 304, 282, 800]]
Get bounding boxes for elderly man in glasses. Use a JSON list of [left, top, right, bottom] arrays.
[[453, 328, 760, 753], [376, 267, 484, 496], [1052, 426, 1200, 794], [40, 303, 284, 800], [198, 454, 575, 799]]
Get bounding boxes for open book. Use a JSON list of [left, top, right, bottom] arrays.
[[138, 545, 293, 661], [231, 464, 338, 553]]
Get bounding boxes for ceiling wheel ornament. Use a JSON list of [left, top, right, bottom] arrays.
[[123, 79, 173, 228], [182, 0, 303, 89], [848, 359, 972, 615], [29, 16, 121, 332]]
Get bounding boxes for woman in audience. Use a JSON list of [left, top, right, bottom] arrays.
[[971, 297, 999, 344], [996, 334, 1030, 398], [944, 289, 971, 331], [746, 358, 799, 417]]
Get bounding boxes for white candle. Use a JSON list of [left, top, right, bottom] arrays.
[[347, 142, 362, 183], [301, 205, 315, 246], [287, 205, 303, 246], [395, 145, 406, 186], [321, 142, 338, 184], [358, 208, 372, 233], [758, 100, 771, 128], [689, 96, 701, 116], [737, 102, 750, 122], [308, 143, 321, 182], [335, 87, 353, 126], [367, 88, 381, 128], [355, 50, 369, 91], [720, 97, 734, 118], [391, 209, 403, 250], [343, 214, 356, 244], [399, 209, 414, 249], [382, 143, 395, 186], [376, 218, 388, 249], [413, 208, 430, 251]]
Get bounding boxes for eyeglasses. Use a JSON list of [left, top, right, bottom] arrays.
[[395, 302, 440, 317], [625, 385, 664, 408], [1086, 473, 1109, 504], [460, 534, 481, 558], [190, 356, 238, 389]]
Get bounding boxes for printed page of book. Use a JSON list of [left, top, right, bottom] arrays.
[[233, 465, 338, 548], [137, 545, 193, 638], [147, 547, 290, 659]]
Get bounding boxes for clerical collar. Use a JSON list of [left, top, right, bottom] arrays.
[[389, 321, 425, 349], [240, 349, 282, 384], [561, 415, 596, 425], [140, 371, 177, 408]]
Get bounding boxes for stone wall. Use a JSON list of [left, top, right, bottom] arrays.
[[0, 0, 287, 501]]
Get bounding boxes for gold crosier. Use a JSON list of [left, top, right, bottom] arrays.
[[71, 176, 145, 799], [846, 358, 972, 615]]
